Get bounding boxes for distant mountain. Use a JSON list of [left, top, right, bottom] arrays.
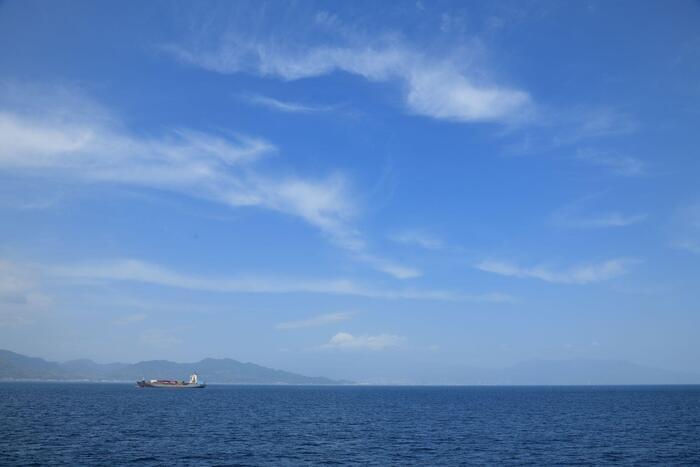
[[405, 358, 700, 386], [0, 350, 346, 385], [2, 350, 697, 385], [496, 358, 700, 385]]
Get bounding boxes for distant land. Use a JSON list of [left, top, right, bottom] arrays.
[[0, 350, 347, 385], [399, 359, 700, 386], [1, 349, 698, 385]]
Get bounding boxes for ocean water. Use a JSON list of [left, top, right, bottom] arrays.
[[1, 384, 699, 465]]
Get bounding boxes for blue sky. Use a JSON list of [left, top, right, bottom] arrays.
[[1, 0, 699, 382]]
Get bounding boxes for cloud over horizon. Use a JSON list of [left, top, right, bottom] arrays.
[[321, 332, 404, 350]]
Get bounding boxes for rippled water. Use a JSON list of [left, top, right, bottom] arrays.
[[2, 383, 699, 465]]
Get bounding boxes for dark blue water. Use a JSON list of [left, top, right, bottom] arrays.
[[1, 384, 699, 465]]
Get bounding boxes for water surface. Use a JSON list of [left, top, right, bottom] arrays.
[[2, 383, 699, 465]]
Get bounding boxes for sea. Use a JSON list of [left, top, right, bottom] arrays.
[[1, 383, 699, 465]]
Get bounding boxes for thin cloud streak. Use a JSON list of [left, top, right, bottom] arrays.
[[476, 258, 635, 284], [389, 229, 443, 250], [501, 107, 639, 158], [47, 258, 506, 302], [139, 329, 183, 348], [0, 89, 415, 279], [242, 93, 333, 114], [670, 202, 700, 255], [550, 194, 647, 229], [112, 313, 147, 326], [355, 253, 422, 279], [576, 149, 646, 177], [552, 211, 648, 229], [277, 312, 354, 330], [0, 260, 51, 326]]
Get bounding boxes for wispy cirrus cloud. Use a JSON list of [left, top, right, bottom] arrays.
[[670, 201, 700, 255], [575, 148, 646, 177], [276, 312, 354, 330], [553, 211, 647, 229], [674, 240, 700, 255], [476, 258, 635, 284], [47, 258, 497, 302], [550, 196, 647, 229], [389, 229, 443, 250], [139, 329, 183, 348], [0, 260, 50, 326], [501, 107, 639, 159], [354, 253, 422, 279], [112, 313, 147, 326], [241, 93, 333, 114], [165, 35, 532, 124], [0, 85, 414, 279], [321, 332, 404, 351], [567, 108, 638, 141]]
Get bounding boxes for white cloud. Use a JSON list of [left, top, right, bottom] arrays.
[[0, 87, 416, 279], [46, 258, 472, 301], [0, 110, 275, 192], [242, 93, 333, 113], [322, 332, 404, 350], [276, 312, 354, 330], [166, 37, 531, 123], [389, 229, 443, 249], [476, 258, 634, 284]]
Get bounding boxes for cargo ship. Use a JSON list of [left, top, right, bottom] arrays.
[[136, 373, 205, 388]]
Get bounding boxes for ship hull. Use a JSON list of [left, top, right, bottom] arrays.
[[136, 381, 205, 388]]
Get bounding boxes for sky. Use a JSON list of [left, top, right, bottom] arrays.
[[0, 0, 699, 383]]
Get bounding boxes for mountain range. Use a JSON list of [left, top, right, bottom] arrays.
[[1, 349, 698, 385], [0, 349, 345, 384], [400, 358, 700, 386]]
